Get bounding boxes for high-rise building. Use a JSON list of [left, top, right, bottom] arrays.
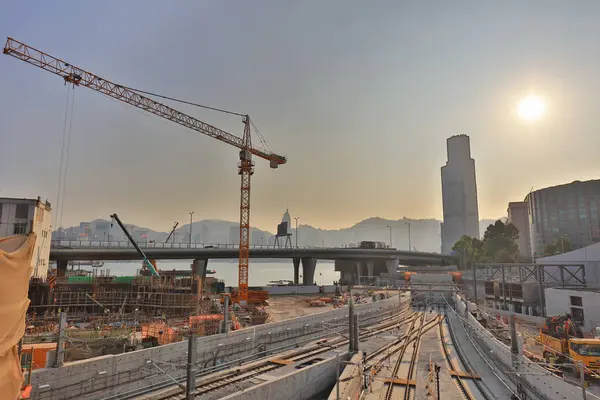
[[0, 196, 52, 279], [441, 134, 480, 254], [507, 201, 531, 260], [526, 179, 600, 257]]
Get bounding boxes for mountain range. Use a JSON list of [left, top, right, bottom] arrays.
[[62, 217, 499, 253]]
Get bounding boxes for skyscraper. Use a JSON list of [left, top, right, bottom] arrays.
[[441, 134, 480, 254]]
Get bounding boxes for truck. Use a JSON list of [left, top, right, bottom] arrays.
[[539, 314, 600, 375]]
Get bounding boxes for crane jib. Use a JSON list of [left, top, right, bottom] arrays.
[[4, 36, 287, 304]]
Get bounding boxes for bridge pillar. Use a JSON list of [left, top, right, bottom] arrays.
[[385, 259, 399, 284], [301, 258, 317, 285], [355, 262, 363, 284], [293, 258, 300, 284], [191, 259, 209, 295], [57, 260, 68, 278], [366, 261, 374, 278]]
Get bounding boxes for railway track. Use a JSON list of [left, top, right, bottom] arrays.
[[155, 304, 415, 400], [366, 312, 441, 400], [438, 318, 473, 399], [441, 315, 492, 400]]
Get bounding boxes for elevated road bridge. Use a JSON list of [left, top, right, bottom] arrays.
[[50, 240, 455, 285]]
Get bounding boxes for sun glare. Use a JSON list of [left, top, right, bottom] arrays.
[[516, 94, 546, 122]]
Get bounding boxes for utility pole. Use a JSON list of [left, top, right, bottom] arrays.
[[435, 364, 441, 399], [189, 212, 194, 246], [222, 295, 230, 334], [348, 289, 355, 352], [386, 225, 392, 248], [294, 216, 299, 248], [405, 221, 411, 251], [54, 311, 67, 367], [186, 334, 197, 400], [580, 361, 587, 400]]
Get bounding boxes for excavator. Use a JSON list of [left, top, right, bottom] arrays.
[[539, 314, 600, 376]]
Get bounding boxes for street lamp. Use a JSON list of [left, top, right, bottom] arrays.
[[294, 217, 299, 248], [386, 225, 392, 248], [189, 212, 194, 246], [405, 221, 412, 251]]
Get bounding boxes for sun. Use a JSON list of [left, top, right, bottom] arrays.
[[516, 94, 546, 122]]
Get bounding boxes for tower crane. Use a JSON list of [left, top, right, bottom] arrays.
[[3, 37, 286, 305]]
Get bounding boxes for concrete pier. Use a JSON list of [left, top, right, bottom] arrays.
[[293, 258, 300, 284], [301, 257, 316, 285], [191, 258, 208, 278]]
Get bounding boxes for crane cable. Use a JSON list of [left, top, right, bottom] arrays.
[[54, 85, 71, 230], [59, 88, 76, 228], [124, 85, 245, 117], [54, 85, 76, 230], [125, 85, 275, 154]]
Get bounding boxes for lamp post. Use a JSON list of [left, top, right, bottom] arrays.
[[405, 221, 412, 251], [386, 225, 392, 248], [294, 217, 299, 248], [189, 212, 194, 246]]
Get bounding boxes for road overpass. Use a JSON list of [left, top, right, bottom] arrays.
[[50, 240, 455, 285]]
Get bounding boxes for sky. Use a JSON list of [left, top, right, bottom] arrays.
[[1, 1, 600, 232]]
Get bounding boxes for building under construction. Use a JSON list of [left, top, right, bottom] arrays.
[[28, 268, 225, 319]]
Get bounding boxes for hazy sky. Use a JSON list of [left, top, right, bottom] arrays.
[[1, 1, 599, 232]]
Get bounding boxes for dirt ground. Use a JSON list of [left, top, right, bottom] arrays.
[[265, 295, 336, 323]]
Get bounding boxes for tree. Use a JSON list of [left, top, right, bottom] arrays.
[[452, 235, 483, 270], [481, 220, 520, 262]]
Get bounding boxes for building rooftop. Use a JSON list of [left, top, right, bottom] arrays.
[[0, 196, 51, 210]]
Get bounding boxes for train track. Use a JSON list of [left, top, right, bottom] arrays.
[[441, 315, 492, 400], [370, 313, 441, 400], [438, 318, 473, 399], [156, 305, 416, 400]]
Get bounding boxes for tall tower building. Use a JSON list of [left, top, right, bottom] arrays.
[[441, 134, 480, 254]]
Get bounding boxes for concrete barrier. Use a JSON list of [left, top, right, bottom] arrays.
[[481, 306, 546, 325], [454, 294, 582, 400], [222, 350, 351, 400], [266, 285, 337, 295], [31, 294, 404, 400]]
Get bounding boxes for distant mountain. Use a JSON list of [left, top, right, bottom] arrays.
[[57, 217, 503, 253]]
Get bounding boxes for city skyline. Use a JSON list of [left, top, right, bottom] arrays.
[[2, 2, 600, 232]]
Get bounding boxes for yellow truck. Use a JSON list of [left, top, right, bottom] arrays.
[[540, 314, 600, 375]]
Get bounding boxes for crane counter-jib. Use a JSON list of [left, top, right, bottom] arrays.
[[3, 36, 286, 305]]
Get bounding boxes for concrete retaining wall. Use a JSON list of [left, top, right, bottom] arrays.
[[32, 295, 403, 400], [266, 285, 336, 295], [454, 294, 582, 400], [222, 350, 351, 400], [481, 306, 545, 325]]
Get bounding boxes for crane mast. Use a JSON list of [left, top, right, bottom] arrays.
[[3, 37, 286, 305]]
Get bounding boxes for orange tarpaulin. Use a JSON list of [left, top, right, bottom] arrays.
[[0, 234, 36, 400]]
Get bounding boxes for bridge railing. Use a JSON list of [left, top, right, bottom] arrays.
[[50, 240, 319, 250]]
